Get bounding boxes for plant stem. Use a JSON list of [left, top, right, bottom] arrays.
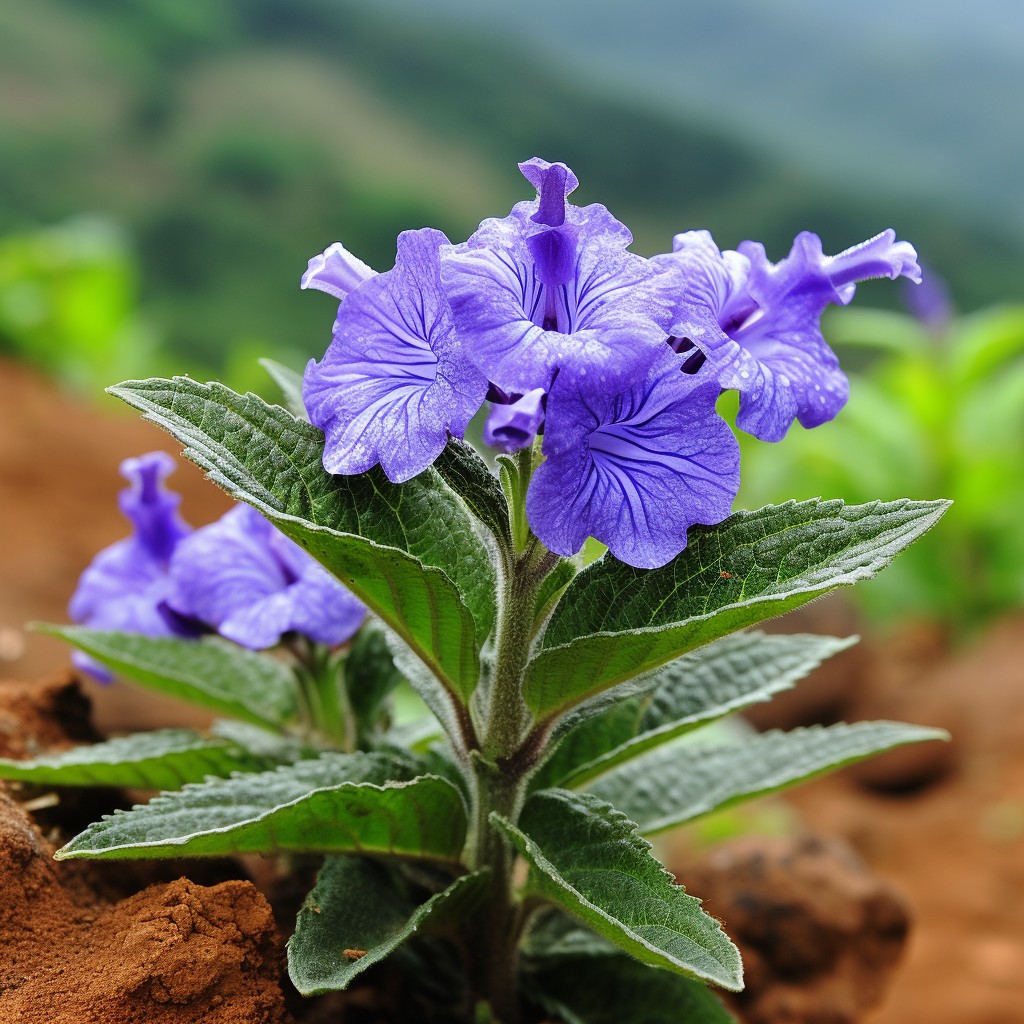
[[291, 641, 355, 751], [463, 445, 554, 1023]]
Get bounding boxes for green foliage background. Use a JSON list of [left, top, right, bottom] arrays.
[[2, 0, 1022, 381]]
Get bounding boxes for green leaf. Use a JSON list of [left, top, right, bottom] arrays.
[[209, 720, 315, 763], [432, 439, 512, 549], [533, 556, 578, 627], [525, 498, 949, 720], [586, 721, 949, 835], [108, 378, 496, 703], [0, 729, 266, 790], [523, 908, 619, 961], [378, 627, 478, 750], [528, 953, 737, 1024], [288, 857, 488, 994], [56, 752, 467, 864], [537, 632, 857, 789], [493, 790, 743, 991], [40, 626, 297, 731], [345, 625, 403, 740], [258, 357, 308, 419]]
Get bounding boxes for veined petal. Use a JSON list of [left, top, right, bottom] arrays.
[[528, 349, 739, 568], [304, 228, 487, 483], [443, 200, 673, 394], [660, 228, 914, 442]]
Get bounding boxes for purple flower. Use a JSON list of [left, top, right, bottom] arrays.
[[68, 452, 194, 680], [662, 229, 921, 442], [167, 504, 365, 650], [441, 158, 676, 395], [301, 241, 377, 301], [304, 228, 487, 483], [483, 387, 546, 452], [526, 349, 740, 568]]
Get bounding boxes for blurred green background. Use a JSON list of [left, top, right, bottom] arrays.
[[1, 0, 1021, 626]]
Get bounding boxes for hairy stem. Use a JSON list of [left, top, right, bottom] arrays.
[[463, 446, 556, 1023]]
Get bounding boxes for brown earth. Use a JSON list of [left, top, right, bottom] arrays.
[[2, 359, 1023, 1022], [0, 784, 287, 1023]]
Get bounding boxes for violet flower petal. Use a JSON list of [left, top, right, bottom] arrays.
[[68, 452, 193, 680], [527, 349, 740, 568], [304, 228, 487, 483], [483, 387, 546, 452], [442, 160, 673, 395], [168, 505, 365, 650], [659, 229, 917, 442], [301, 242, 377, 301]]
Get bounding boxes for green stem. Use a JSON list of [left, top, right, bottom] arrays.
[[463, 446, 557, 1023], [291, 641, 355, 751]]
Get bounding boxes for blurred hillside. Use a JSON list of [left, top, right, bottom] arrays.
[[1, 0, 1021, 375]]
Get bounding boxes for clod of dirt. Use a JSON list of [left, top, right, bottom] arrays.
[[685, 833, 909, 1024], [0, 673, 101, 759], [0, 789, 289, 1024]]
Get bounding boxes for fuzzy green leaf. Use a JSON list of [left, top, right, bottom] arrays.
[[108, 378, 495, 702], [0, 729, 266, 790], [494, 789, 743, 991], [528, 953, 737, 1024], [534, 557, 579, 626], [56, 752, 467, 863], [536, 632, 857, 789], [587, 721, 949, 835], [288, 857, 488, 994], [432, 439, 511, 549], [525, 498, 949, 720], [40, 626, 297, 731]]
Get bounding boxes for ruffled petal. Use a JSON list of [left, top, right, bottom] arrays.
[[168, 505, 286, 632], [443, 199, 673, 394], [528, 349, 739, 568], [483, 387, 546, 452], [116, 451, 190, 564], [168, 504, 366, 650], [304, 228, 487, 483], [301, 242, 377, 300]]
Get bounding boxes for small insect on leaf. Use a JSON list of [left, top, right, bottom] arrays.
[[719, 571, 733, 579], [343, 948, 368, 961]]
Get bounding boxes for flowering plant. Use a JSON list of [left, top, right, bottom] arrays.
[[4, 160, 948, 1023]]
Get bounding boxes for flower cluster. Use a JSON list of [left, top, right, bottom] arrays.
[[70, 452, 365, 677], [303, 159, 919, 568]]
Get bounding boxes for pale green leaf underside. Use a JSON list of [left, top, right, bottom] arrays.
[[258, 357, 308, 420], [526, 498, 949, 719], [0, 729, 266, 790], [108, 378, 495, 701], [586, 721, 949, 835], [288, 857, 488, 994], [41, 626, 297, 731], [528, 952, 737, 1024], [539, 632, 857, 790], [56, 752, 467, 864], [494, 789, 743, 991]]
